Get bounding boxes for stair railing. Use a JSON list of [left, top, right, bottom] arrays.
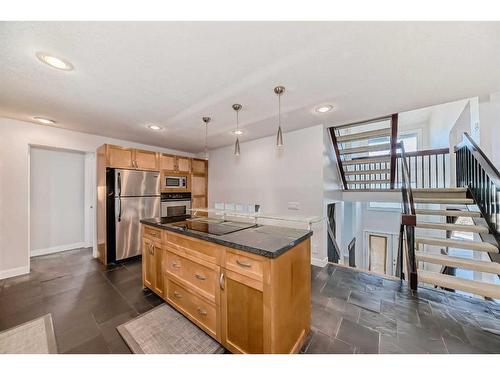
[[396, 142, 418, 290], [455, 132, 500, 245], [395, 147, 450, 189]]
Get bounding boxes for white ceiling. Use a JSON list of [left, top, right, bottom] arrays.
[[1, 22, 499, 153]]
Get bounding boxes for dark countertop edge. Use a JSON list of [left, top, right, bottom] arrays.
[[140, 219, 313, 258]]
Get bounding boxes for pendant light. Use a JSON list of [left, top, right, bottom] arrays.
[[202, 116, 211, 160], [232, 104, 242, 156], [274, 85, 285, 147]]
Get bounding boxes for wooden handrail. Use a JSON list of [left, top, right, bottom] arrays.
[[328, 127, 349, 190], [397, 147, 450, 158]]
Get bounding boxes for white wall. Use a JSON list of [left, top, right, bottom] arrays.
[[208, 125, 330, 266], [479, 93, 500, 167], [30, 147, 86, 256], [0, 117, 193, 279]]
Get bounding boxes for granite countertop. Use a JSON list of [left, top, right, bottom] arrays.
[[140, 217, 313, 258]]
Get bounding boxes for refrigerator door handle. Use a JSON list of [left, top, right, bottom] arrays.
[[117, 172, 122, 222]]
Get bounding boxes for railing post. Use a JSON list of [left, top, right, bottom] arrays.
[[390, 114, 398, 189]]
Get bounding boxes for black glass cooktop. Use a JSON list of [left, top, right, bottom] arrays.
[[171, 220, 257, 236]]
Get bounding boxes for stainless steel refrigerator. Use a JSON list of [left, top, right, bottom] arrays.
[[106, 168, 160, 263]]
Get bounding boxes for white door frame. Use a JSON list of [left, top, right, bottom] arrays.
[[363, 230, 398, 276], [84, 152, 97, 257]]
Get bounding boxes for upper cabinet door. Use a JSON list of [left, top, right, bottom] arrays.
[[135, 149, 159, 171], [160, 154, 176, 171], [177, 157, 191, 173], [107, 145, 135, 169], [192, 158, 207, 175]]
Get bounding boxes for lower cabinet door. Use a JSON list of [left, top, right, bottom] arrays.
[[142, 238, 155, 290], [153, 244, 164, 296], [221, 270, 264, 353]]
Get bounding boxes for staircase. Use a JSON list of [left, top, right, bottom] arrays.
[[329, 115, 398, 190], [412, 187, 500, 299]]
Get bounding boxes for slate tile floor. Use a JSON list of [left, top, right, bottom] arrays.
[[1, 248, 500, 354], [304, 264, 500, 354], [0, 247, 162, 354]]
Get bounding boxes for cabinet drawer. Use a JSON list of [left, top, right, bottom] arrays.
[[225, 251, 264, 282], [165, 232, 222, 265], [165, 251, 218, 302], [144, 226, 162, 241], [166, 278, 217, 338]]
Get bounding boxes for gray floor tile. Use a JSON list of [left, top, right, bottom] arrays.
[[336, 318, 380, 354]]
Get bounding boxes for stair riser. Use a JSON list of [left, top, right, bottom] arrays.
[[416, 254, 500, 274], [414, 198, 474, 205], [416, 238, 498, 253], [419, 271, 500, 299], [413, 192, 468, 199], [416, 223, 489, 234]]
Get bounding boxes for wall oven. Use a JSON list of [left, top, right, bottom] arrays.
[[163, 175, 188, 190], [161, 192, 191, 218]]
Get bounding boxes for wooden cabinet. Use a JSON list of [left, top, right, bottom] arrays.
[[161, 154, 191, 172], [177, 157, 191, 173], [142, 227, 164, 297], [191, 158, 208, 214], [220, 270, 264, 353], [103, 144, 159, 171], [142, 237, 156, 290], [142, 225, 311, 354], [107, 145, 135, 169], [135, 149, 159, 171]]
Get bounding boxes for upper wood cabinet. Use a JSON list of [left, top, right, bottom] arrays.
[[107, 145, 135, 169], [160, 154, 191, 173], [135, 149, 159, 171], [192, 158, 207, 175], [104, 144, 159, 171]]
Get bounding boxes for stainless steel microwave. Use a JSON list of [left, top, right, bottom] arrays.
[[163, 175, 188, 189]]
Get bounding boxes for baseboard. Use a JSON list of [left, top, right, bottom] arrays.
[[0, 265, 30, 280], [31, 242, 87, 257], [311, 257, 328, 267]]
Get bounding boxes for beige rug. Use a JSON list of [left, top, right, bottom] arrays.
[[0, 314, 57, 354], [117, 304, 224, 354]]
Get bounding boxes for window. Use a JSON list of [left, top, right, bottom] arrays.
[[368, 131, 419, 156]]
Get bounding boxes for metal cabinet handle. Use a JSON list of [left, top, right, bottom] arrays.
[[236, 259, 252, 268], [173, 291, 182, 299], [197, 307, 207, 316], [171, 262, 181, 269], [219, 273, 225, 290], [194, 273, 207, 280]]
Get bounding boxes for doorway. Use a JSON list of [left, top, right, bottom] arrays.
[[29, 145, 96, 258]]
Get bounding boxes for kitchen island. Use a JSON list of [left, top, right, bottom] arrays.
[[140, 217, 312, 354]]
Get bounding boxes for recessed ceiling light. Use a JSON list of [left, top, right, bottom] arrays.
[[315, 105, 333, 113], [36, 52, 73, 71], [231, 129, 243, 136], [33, 116, 56, 125], [148, 124, 163, 131]]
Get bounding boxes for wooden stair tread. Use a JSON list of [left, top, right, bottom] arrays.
[[337, 128, 391, 143], [415, 209, 481, 217], [418, 270, 500, 299], [416, 221, 489, 234], [339, 143, 391, 155], [415, 236, 499, 253], [414, 197, 474, 204], [412, 188, 468, 193], [342, 156, 391, 166], [416, 251, 500, 274], [345, 169, 391, 176]]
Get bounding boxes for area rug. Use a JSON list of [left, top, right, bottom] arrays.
[[0, 314, 58, 354], [117, 304, 224, 354]]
